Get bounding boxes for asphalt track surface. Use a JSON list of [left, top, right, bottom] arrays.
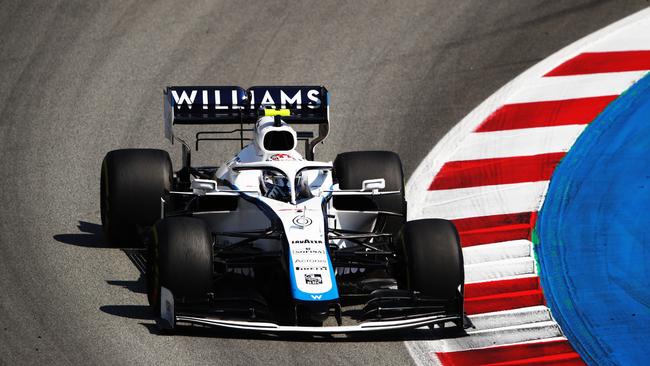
[[0, 1, 647, 365]]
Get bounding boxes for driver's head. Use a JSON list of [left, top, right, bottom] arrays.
[[295, 173, 313, 200], [260, 170, 291, 202]]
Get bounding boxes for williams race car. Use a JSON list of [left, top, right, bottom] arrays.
[[100, 85, 466, 333]]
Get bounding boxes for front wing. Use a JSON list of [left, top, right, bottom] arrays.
[[159, 287, 466, 334], [174, 314, 462, 333]]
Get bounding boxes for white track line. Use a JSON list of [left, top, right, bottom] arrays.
[[506, 70, 646, 104], [458, 321, 563, 350], [462, 240, 532, 265], [415, 321, 563, 354], [468, 306, 552, 330], [450, 125, 586, 161], [587, 20, 650, 52], [420, 181, 548, 220], [465, 257, 536, 283], [468, 273, 543, 285]]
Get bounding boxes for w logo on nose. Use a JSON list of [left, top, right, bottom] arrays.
[[311, 294, 322, 300]]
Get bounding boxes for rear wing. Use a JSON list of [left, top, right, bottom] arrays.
[[163, 85, 329, 159], [164, 85, 328, 134]]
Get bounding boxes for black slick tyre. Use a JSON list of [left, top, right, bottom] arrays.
[[100, 149, 172, 247], [333, 151, 406, 236], [398, 219, 464, 299], [148, 217, 213, 315]]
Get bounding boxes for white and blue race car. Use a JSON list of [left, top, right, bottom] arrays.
[[100, 86, 466, 333]]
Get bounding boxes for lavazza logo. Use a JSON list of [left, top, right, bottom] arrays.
[[291, 239, 323, 245]]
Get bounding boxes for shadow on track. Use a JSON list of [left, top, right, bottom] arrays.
[[100, 305, 153, 320], [55, 221, 153, 315], [106, 275, 147, 294], [54, 221, 148, 277], [53, 221, 108, 248]]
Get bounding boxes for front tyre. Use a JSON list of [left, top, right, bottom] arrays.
[[148, 217, 213, 315], [100, 149, 172, 247], [398, 219, 464, 300]]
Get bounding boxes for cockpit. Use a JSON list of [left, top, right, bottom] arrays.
[[259, 169, 315, 203]]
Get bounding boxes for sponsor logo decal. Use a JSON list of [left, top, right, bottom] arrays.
[[304, 273, 323, 285], [291, 239, 323, 244], [292, 215, 313, 227], [171, 88, 244, 110], [295, 266, 328, 271], [294, 259, 327, 263], [171, 87, 322, 110], [250, 88, 322, 109], [292, 249, 325, 255], [311, 294, 322, 300]]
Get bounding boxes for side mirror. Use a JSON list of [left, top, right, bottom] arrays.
[[361, 178, 386, 192], [191, 179, 217, 195]]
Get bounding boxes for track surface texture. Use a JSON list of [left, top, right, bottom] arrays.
[[0, 1, 647, 365]]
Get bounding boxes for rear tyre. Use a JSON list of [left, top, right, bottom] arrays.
[[148, 217, 213, 315], [333, 151, 406, 236], [100, 149, 172, 247], [398, 219, 463, 300]]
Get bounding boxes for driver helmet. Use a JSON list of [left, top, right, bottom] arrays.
[[259, 171, 314, 202], [260, 171, 291, 202]]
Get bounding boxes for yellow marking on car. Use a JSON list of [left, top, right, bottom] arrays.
[[264, 108, 290, 117]]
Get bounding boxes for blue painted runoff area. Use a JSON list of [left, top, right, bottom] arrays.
[[536, 73, 650, 366]]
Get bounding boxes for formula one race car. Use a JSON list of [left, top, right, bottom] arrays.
[[100, 86, 466, 333]]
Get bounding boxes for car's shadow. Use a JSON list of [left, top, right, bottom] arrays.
[[100, 304, 152, 320], [55, 222, 151, 311], [53, 220, 108, 248], [56, 221, 468, 342]]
